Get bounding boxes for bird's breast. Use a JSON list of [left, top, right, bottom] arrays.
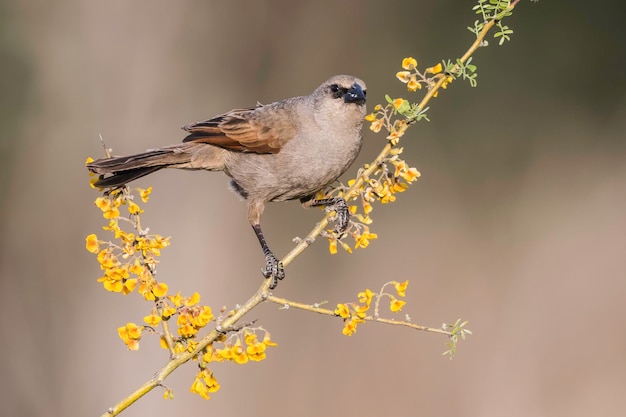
[[224, 127, 362, 203]]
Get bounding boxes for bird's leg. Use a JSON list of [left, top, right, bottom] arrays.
[[252, 223, 284, 289], [307, 197, 350, 237]]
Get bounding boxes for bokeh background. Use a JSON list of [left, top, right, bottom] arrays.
[[1, 1, 625, 416]]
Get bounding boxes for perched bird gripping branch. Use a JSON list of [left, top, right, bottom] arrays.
[[87, 75, 367, 288]]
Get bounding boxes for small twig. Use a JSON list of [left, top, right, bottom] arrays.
[[99, 133, 112, 158], [265, 295, 451, 336]]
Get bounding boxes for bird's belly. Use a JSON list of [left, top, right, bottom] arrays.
[[225, 141, 360, 203]]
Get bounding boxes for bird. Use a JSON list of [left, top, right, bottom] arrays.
[[87, 75, 367, 289]]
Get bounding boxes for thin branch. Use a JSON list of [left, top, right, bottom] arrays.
[[265, 295, 450, 336]]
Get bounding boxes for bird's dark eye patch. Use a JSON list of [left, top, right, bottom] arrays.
[[330, 84, 348, 99]]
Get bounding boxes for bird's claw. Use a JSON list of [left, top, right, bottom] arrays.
[[331, 198, 350, 237], [262, 253, 285, 289]]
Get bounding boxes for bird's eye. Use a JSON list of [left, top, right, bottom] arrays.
[[330, 84, 346, 99]]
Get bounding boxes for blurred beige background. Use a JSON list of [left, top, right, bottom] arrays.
[[1, 1, 625, 416]]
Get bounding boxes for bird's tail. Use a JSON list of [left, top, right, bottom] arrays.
[[87, 145, 195, 188]]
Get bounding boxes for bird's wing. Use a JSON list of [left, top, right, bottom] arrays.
[[181, 103, 297, 154]]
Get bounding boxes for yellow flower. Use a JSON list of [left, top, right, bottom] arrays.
[[103, 206, 120, 219], [401, 167, 421, 183], [369, 118, 384, 133], [95, 197, 110, 211], [152, 282, 168, 298], [392, 159, 408, 178], [354, 232, 378, 249], [192, 305, 215, 328], [358, 288, 374, 306], [190, 375, 211, 400], [393, 280, 409, 297], [127, 200, 143, 215], [396, 71, 411, 83], [202, 344, 215, 363], [137, 186, 152, 203], [231, 343, 249, 364], [144, 311, 162, 326], [328, 238, 338, 255], [364, 113, 377, 122], [353, 304, 369, 319], [387, 126, 408, 145], [426, 63, 443, 74], [95, 196, 121, 219], [392, 98, 406, 110], [390, 181, 408, 193], [184, 292, 201, 306], [407, 76, 421, 92], [334, 303, 351, 319], [85, 234, 100, 254], [342, 318, 364, 336], [161, 306, 177, 319], [246, 341, 267, 361], [118, 322, 142, 350], [217, 347, 233, 361], [262, 332, 278, 347], [163, 389, 174, 400], [203, 371, 220, 393], [168, 292, 183, 307], [402, 57, 418, 70], [389, 296, 406, 313], [121, 278, 137, 295], [177, 312, 200, 337], [441, 75, 453, 89]]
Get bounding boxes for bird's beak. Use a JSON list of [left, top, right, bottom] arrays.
[[344, 83, 366, 105]]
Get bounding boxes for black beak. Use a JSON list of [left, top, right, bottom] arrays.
[[344, 83, 366, 105]]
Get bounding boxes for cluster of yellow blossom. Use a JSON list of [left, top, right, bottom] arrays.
[[334, 280, 409, 335], [365, 102, 411, 145], [118, 322, 143, 350], [395, 57, 448, 94], [85, 174, 170, 301], [326, 147, 420, 255], [86, 158, 276, 401], [150, 292, 215, 354], [189, 329, 277, 400], [365, 57, 451, 147], [113, 295, 216, 353], [87, 160, 216, 353], [190, 369, 220, 400]]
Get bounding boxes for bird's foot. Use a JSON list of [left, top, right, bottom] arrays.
[[262, 252, 285, 289], [330, 198, 350, 237], [310, 197, 350, 238]]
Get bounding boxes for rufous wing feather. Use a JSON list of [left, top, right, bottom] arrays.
[[181, 104, 297, 154]]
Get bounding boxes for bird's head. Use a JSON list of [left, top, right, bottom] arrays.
[[312, 75, 367, 124]]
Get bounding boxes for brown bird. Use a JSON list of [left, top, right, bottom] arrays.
[[87, 75, 367, 288]]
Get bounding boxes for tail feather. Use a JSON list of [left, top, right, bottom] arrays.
[[91, 166, 164, 188], [87, 148, 192, 188]]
